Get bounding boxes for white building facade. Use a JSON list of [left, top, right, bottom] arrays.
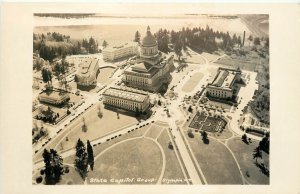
[[75, 58, 99, 86], [103, 42, 138, 61], [103, 86, 150, 112]]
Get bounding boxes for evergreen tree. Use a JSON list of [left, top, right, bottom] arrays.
[[248, 35, 253, 42], [102, 40, 108, 48], [134, 31, 141, 43], [254, 37, 261, 46], [86, 140, 94, 171], [259, 134, 270, 153], [174, 40, 183, 61], [42, 149, 64, 184], [75, 138, 88, 179], [241, 133, 248, 144], [253, 146, 262, 163]]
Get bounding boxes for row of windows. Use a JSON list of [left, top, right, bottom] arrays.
[[104, 97, 142, 111]]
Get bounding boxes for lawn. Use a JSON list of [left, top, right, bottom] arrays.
[[157, 129, 187, 185], [227, 137, 269, 184], [87, 138, 163, 184], [54, 105, 138, 152], [201, 52, 220, 62], [145, 125, 164, 139], [186, 132, 243, 184], [181, 72, 204, 93], [97, 67, 115, 84]]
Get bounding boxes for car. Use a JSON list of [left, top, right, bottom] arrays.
[[75, 90, 80, 95]]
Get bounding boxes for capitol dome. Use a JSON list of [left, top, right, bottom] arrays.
[[142, 26, 157, 47]]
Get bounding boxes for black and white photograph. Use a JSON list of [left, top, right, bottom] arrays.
[[32, 11, 269, 185], [1, 2, 300, 194]]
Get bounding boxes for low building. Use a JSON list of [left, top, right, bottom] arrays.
[[102, 86, 150, 112], [75, 58, 99, 86], [103, 42, 138, 61], [206, 67, 243, 100], [38, 89, 70, 105]]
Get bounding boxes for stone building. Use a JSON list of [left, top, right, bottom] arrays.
[[122, 26, 174, 92], [206, 67, 243, 100], [75, 58, 99, 86], [102, 86, 150, 112], [103, 42, 138, 61]]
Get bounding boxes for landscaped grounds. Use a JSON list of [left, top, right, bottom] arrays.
[[189, 112, 226, 133]]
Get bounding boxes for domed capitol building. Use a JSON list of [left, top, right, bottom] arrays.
[[123, 26, 174, 92]]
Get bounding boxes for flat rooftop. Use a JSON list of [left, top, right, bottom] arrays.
[[103, 86, 148, 103], [103, 42, 138, 53], [76, 58, 99, 77], [209, 68, 240, 89]]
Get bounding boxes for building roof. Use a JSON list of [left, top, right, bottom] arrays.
[[39, 89, 69, 101], [131, 62, 153, 72], [142, 26, 157, 47], [103, 42, 137, 53], [103, 86, 148, 103], [76, 58, 99, 78], [209, 67, 240, 90]]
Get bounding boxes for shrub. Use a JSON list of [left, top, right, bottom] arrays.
[[36, 176, 43, 184]]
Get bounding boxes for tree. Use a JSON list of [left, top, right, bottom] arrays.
[[82, 117, 87, 132], [174, 40, 183, 61], [253, 146, 262, 163], [259, 134, 270, 153], [248, 35, 253, 42], [241, 133, 248, 144], [254, 37, 261, 46], [201, 131, 209, 144], [88, 37, 98, 54], [134, 31, 141, 43], [87, 140, 94, 171], [75, 138, 88, 179], [42, 149, 64, 184], [102, 40, 108, 48], [157, 99, 162, 106], [188, 105, 193, 113], [41, 68, 53, 87]]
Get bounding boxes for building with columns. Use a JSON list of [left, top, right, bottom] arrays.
[[206, 67, 243, 100], [122, 26, 174, 92], [103, 86, 150, 112]]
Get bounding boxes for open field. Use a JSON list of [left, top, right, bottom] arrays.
[[54, 104, 138, 152], [33, 103, 138, 162], [88, 138, 162, 184], [185, 132, 243, 184], [145, 124, 164, 139], [181, 72, 204, 93], [97, 67, 115, 84], [227, 137, 269, 184], [157, 129, 186, 184]]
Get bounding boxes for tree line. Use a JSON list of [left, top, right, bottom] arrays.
[[34, 33, 100, 62], [133, 25, 268, 60]]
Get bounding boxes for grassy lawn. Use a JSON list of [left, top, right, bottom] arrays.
[[33, 104, 138, 162], [87, 138, 163, 184], [145, 125, 164, 139], [182, 72, 204, 93], [157, 129, 186, 185], [227, 137, 269, 184], [185, 132, 243, 184], [55, 105, 138, 152], [97, 67, 115, 84]]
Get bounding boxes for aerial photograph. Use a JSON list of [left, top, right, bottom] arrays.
[[32, 11, 270, 185]]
